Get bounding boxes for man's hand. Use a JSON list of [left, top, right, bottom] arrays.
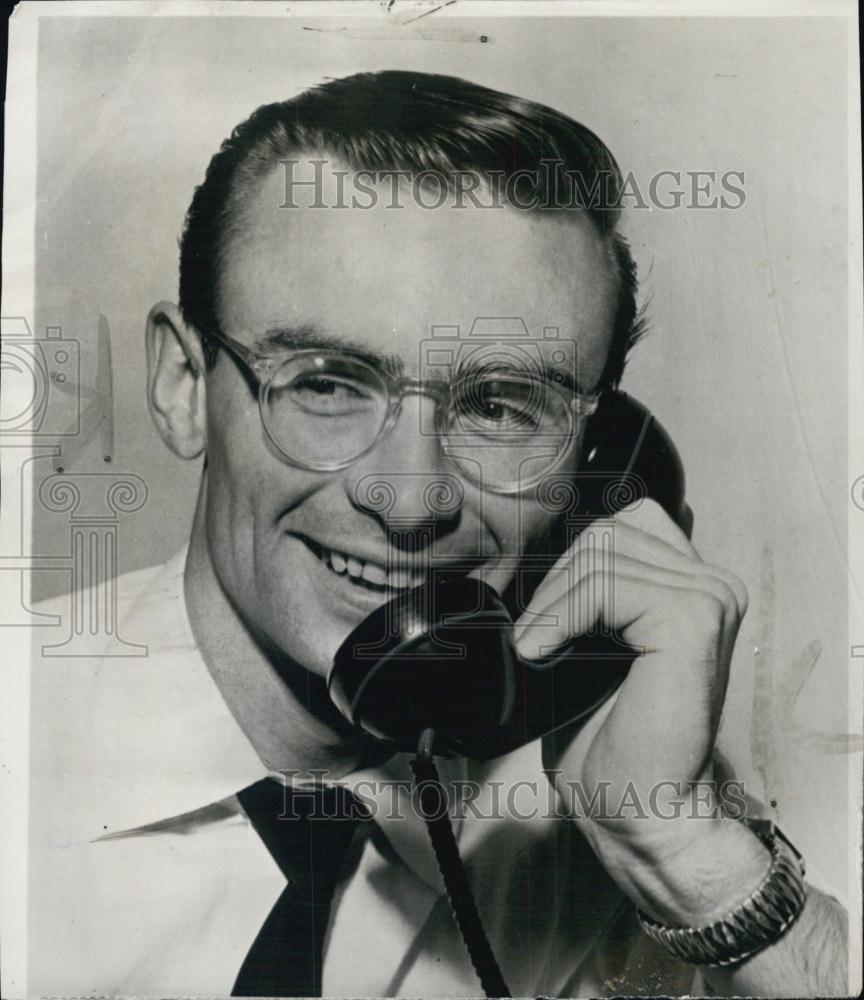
[[514, 498, 764, 923], [513, 498, 850, 997]]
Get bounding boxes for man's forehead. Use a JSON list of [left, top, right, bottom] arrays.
[[220, 160, 618, 387]]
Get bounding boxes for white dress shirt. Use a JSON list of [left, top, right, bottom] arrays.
[[29, 548, 697, 997]]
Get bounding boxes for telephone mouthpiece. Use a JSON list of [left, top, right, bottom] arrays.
[[328, 575, 632, 759]]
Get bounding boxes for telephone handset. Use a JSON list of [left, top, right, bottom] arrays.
[[329, 392, 692, 761]]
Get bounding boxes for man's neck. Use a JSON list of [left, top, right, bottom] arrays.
[[183, 490, 383, 780]]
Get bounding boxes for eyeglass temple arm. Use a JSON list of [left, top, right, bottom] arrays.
[[196, 325, 269, 380]]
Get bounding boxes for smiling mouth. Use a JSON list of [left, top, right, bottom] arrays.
[[299, 536, 427, 594]]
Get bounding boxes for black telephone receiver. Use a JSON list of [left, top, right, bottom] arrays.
[[329, 392, 692, 762]]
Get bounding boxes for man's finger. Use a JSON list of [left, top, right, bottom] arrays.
[[524, 522, 748, 620], [513, 563, 733, 661]]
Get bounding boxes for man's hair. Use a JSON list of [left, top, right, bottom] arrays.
[[179, 70, 645, 388]]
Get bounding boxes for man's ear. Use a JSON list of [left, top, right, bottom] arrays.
[[146, 301, 208, 459]]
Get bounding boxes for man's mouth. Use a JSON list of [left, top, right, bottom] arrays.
[[300, 537, 427, 594]]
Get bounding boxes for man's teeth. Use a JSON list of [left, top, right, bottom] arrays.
[[321, 546, 423, 589], [331, 552, 347, 574], [362, 562, 387, 586]]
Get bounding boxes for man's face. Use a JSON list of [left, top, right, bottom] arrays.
[[203, 159, 617, 677]]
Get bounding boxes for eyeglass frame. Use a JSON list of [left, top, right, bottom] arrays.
[[196, 324, 601, 495]]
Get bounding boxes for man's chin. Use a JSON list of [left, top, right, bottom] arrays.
[[251, 610, 346, 681], [288, 629, 348, 681], [254, 597, 374, 683]]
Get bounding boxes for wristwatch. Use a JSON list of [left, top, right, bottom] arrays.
[[637, 818, 807, 967]]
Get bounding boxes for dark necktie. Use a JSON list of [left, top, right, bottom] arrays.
[[232, 778, 370, 997]]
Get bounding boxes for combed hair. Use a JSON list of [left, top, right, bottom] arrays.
[[179, 70, 646, 387]]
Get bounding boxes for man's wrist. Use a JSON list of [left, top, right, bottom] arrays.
[[638, 819, 808, 967], [581, 807, 772, 927]]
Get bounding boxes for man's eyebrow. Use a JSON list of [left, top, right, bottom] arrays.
[[455, 356, 588, 396], [257, 325, 404, 376], [258, 327, 592, 394], [539, 362, 588, 395]]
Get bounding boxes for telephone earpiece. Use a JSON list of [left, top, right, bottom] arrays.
[[581, 390, 692, 538], [329, 392, 691, 760]]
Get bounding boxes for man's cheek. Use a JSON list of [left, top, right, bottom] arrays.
[[472, 502, 556, 593], [204, 462, 263, 596], [504, 500, 557, 553]]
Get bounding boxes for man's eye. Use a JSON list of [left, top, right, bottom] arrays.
[[455, 395, 540, 432], [277, 371, 378, 416], [291, 374, 363, 399], [472, 397, 536, 426], [454, 379, 542, 429]]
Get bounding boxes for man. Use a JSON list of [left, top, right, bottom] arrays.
[[30, 71, 847, 997]]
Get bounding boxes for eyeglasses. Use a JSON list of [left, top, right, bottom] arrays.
[[200, 327, 600, 495]]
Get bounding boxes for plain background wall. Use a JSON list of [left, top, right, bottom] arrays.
[[30, 11, 857, 903]]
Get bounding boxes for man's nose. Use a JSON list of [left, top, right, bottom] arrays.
[[343, 397, 464, 549]]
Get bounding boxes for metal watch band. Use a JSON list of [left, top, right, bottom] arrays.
[[636, 818, 807, 967]]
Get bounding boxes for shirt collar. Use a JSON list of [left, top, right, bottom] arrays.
[[84, 547, 472, 891]]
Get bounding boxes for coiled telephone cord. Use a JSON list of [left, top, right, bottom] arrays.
[[410, 728, 512, 999]]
